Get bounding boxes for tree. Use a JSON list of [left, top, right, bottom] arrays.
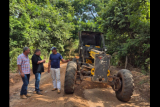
[[9, 0, 75, 72], [9, 0, 150, 73], [99, 0, 150, 71]]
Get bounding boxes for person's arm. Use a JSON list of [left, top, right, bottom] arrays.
[[48, 55, 51, 73], [17, 56, 24, 77], [61, 59, 69, 63], [32, 55, 45, 64], [48, 60, 51, 73], [60, 54, 69, 63], [37, 60, 45, 64], [17, 65, 24, 77]]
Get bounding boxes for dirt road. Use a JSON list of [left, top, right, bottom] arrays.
[[9, 63, 150, 107]]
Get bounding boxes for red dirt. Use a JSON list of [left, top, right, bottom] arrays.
[[9, 63, 150, 107]]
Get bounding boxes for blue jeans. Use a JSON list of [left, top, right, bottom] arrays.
[[20, 74, 30, 95], [35, 73, 41, 92]]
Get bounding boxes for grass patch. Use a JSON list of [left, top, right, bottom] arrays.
[[138, 79, 149, 85], [141, 69, 148, 75], [10, 69, 18, 73]]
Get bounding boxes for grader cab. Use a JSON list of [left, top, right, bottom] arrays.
[[64, 31, 134, 102]]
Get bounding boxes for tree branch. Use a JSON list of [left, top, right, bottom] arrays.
[[89, 7, 97, 21]]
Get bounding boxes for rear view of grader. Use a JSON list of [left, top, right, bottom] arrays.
[[64, 31, 134, 102]]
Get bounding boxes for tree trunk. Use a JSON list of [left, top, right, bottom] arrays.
[[69, 49, 72, 59], [125, 55, 128, 69]]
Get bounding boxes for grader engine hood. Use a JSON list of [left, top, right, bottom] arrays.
[[92, 52, 111, 82]]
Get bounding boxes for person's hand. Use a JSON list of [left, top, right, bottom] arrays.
[[67, 59, 70, 62], [43, 59, 45, 63], [20, 72, 24, 78], [48, 69, 50, 73], [41, 59, 45, 63]]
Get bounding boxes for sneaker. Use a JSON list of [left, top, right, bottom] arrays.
[[20, 95, 27, 99], [51, 88, 57, 91], [33, 89, 42, 93], [57, 89, 61, 94], [25, 93, 31, 97], [36, 91, 43, 95]]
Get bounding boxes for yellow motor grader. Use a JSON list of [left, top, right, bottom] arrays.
[[64, 31, 134, 102]]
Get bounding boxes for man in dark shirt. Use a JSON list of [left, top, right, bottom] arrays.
[[48, 47, 69, 94], [31, 49, 45, 95]]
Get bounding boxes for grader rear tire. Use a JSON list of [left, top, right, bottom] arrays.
[[115, 69, 134, 102], [64, 60, 77, 94]]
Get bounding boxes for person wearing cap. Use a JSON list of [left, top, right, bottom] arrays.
[[48, 47, 69, 94]]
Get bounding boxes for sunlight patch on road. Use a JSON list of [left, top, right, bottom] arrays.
[[57, 97, 64, 101], [34, 95, 54, 103]]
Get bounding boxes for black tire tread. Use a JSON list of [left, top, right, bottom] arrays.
[[64, 61, 77, 94], [66, 61, 77, 71], [115, 69, 134, 102]]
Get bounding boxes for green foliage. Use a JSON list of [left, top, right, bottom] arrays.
[[9, 0, 75, 72], [138, 78, 149, 85], [9, 0, 150, 73], [99, 0, 150, 71], [9, 48, 23, 72], [111, 53, 119, 66]]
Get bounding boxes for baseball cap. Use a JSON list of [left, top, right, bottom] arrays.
[[51, 47, 57, 51]]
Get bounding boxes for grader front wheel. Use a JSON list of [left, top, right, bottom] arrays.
[[115, 69, 134, 102], [64, 60, 77, 94]]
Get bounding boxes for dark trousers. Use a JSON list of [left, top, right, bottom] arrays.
[[20, 74, 30, 95], [35, 72, 41, 92]]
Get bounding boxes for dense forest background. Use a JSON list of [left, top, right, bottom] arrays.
[[9, 0, 150, 74]]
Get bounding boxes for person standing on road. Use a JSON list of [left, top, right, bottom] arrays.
[[17, 47, 31, 99], [48, 47, 69, 94], [31, 49, 45, 95]]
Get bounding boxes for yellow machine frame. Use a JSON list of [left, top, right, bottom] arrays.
[[86, 59, 92, 64], [85, 45, 110, 77], [91, 68, 110, 76]]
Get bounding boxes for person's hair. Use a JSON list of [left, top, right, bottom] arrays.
[[34, 49, 41, 54], [23, 47, 29, 52]]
